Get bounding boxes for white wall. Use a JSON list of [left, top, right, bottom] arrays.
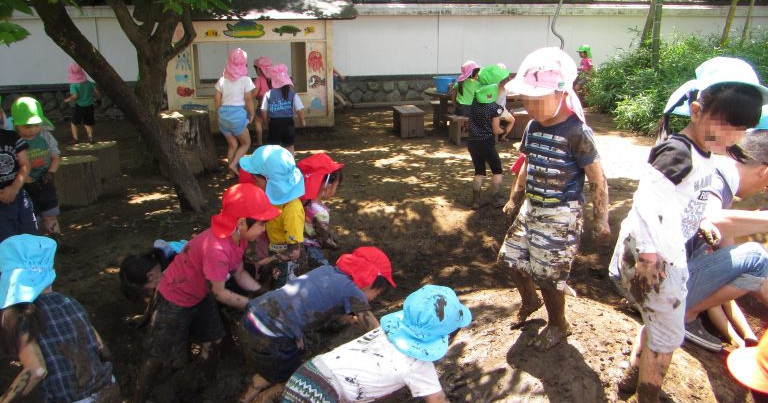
[[2, 4, 768, 86]]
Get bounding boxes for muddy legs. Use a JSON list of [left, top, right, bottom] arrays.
[[509, 268, 542, 329], [620, 326, 672, 403], [531, 288, 571, 350], [240, 374, 272, 403], [132, 359, 162, 403]]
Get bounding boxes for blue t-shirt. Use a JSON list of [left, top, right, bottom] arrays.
[[521, 114, 598, 205], [244, 265, 369, 339], [265, 88, 297, 118]]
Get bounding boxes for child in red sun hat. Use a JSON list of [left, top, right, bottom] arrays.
[[297, 153, 344, 267], [133, 183, 280, 402]]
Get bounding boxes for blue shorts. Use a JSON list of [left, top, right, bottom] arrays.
[[686, 242, 768, 308], [218, 105, 248, 136]]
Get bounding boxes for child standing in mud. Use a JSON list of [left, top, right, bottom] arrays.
[[132, 183, 279, 403], [498, 47, 610, 350], [239, 247, 396, 403], [609, 57, 767, 402], [281, 284, 470, 403]]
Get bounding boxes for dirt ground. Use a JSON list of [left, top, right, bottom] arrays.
[[3, 108, 766, 402]]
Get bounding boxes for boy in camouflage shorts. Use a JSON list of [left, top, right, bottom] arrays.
[[498, 48, 610, 350]]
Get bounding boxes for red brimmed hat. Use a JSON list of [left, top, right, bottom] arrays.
[[727, 333, 768, 393], [297, 153, 344, 201], [211, 184, 280, 238], [336, 246, 396, 289]]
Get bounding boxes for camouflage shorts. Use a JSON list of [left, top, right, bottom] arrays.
[[498, 199, 583, 289]]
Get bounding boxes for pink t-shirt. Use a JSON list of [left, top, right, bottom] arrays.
[[157, 228, 247, 307], [580, 57, 593, 72], [254, 75, 270, 99]]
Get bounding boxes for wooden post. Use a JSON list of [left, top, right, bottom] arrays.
[[158, 110, 218, 176], [55, 155, 102, 207], [64, 141, 120, 181]]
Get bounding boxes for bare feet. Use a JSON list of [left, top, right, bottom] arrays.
[[510, 296, 543, 330], [618, 365, 639, 395], [529, 323, 571, 350], [226, 165, 239, 180]]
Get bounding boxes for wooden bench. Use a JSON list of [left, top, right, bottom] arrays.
[[447, 114, 469, 145], [392, 105, 425, 138], [55, 155, 102, 207], [64, 141, 120, 181]]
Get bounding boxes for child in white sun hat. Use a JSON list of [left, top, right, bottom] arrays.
[[498, 47, 610, 351], [281, 284, 472, 403]]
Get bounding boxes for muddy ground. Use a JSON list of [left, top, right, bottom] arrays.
[[2, 108, 765, 402]]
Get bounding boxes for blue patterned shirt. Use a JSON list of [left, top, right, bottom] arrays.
[[35, 292, 113, 402]]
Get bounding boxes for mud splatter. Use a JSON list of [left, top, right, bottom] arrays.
[[672, 299, 681, 309], [434, 296, 447, 321]]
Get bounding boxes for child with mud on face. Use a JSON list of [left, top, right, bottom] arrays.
[[281, 285, 471, 403], [609, 57, 768, 403], [238, 247, 396, 403]]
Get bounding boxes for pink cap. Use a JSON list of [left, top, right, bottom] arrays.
[[223, 48, 249, 81], [270, 64, 293, 88], [67, 63, 87, 84], [457, 60, 480, 82]]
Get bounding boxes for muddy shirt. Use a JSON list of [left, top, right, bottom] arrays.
[[468, 100, 503, 141], [35, 292, 113, 403], [157, 228, 247, 307], [24, 131, 59, 181], [648, 133, 713, 242], [313, 328, 442, 402], [0, 129, 28, 189], [521, 114, 598, 205], [244, 265, 369, 340]]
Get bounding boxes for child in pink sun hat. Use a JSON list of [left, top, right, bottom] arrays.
[[252, 56, 273, 146], [64, 62, 100, 144], [451, 60, 481, 117], [215, 48, 256, 178], [261, 63, 306, 153]]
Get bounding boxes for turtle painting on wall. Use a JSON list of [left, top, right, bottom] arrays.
[[273, 25, 301, 36]]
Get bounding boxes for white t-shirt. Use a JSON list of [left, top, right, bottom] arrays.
[[215, 76, 256, 106], [313, 328, 442, 402]]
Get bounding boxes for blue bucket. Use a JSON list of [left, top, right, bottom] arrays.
[[434, 75, 458, 94]]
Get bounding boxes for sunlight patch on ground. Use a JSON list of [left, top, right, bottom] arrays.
[[101, 267, 119, 275], [145, 208, 174, 217], [373, 155, 408, 168], [357, 203, 397, 215], [128, 192, 173, 205]]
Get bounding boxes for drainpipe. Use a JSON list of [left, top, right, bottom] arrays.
[[551, 0, 565, 49]]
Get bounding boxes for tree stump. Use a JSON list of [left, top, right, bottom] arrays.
[[64, 141, 120, 181], [158, 110, 218, 176], [55, 155, 102, 207]]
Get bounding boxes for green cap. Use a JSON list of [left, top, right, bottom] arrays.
[[11, 97, 52, 127], [478, 65, 510, 86], [578, 44, 592, 58], [475, 83, 499, 104]]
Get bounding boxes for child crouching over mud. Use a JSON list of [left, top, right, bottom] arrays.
[[132, 183, 280, 403], [297, 152, 344, 267], [238, 246, 396, 403], [282, 284, 472, 403]]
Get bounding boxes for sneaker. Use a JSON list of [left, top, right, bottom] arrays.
[[684, 317, 722, 352], [88, 137, 95, 144]]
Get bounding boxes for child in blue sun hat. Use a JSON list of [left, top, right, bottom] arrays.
[[281, 284, 471, 403], [0, 234, 119, 402], [240, 145, 307, 287]]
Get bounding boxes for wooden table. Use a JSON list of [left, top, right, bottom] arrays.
[[423, 88, 451, 129]]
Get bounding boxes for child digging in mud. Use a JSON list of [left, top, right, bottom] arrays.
[[297, 152, 344, 267], [281, 284, 471, 403], [609, 57, 767, 402], [498, 47, 610, 350], [238, 247, 396, 403]]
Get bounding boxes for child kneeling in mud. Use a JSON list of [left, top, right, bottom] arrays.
[[282, 284, 472, 403], [239, 246, 396, 403], [297, 152, 344, 267]]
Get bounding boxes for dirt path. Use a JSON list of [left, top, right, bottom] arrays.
[[2, 108, 762, 402]]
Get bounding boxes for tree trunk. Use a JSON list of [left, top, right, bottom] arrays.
[[30, 0, 208, 212], [741, 0, 755, 45], [641, 0, 657, 45], [720, 0, 739, 46], [651, 0, 663, 71]]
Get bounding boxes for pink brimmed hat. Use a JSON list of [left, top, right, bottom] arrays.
[[223, 48, 249, 81], [457, 60, 480, 82], [270, 64, 293, 88], [254, 57, 273, 73], [67, 63, 87, 84]]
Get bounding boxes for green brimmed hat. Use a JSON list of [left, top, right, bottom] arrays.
[[11, 97, 52, 127]]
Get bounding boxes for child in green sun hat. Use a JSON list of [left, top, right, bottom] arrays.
[[11, 97, 73, 253], [467, 64, 511, 209]]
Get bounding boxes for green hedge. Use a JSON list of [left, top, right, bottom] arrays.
[[585, 31, 768, 136]]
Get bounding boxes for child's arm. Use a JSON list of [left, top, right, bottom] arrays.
[[338, 310, 379, 331], [423, 391, 450, 403], [503, 160, 528, 222], [91, 327, 112, 362], [232, 265, 262, 294], [296, 109, 306, 128], [93, 86, 101, 100], [313, 216, 339, 250], [214, 90, 223, 110], [0, 151, 29, 204], [209, 280, 250, 310], [0, 336, 47, 403], [491, 116, 503, 136], [260, 95, 269, 123], [583, 160, 610, 240], [244, 91, 255, 124]]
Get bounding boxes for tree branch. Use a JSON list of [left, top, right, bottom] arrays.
[[165, 5, 196, 62], [105, 0, 145, 51]]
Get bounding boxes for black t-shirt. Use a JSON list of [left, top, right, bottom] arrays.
[[468, 100, 503, 141], [0, 130, 28, 189]]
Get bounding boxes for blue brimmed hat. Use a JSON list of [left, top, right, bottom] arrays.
[[664, 57, 768, 116], [240, 145, 305, 205], [381, 285, 472, 362], [0, 235, 57, 309]]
